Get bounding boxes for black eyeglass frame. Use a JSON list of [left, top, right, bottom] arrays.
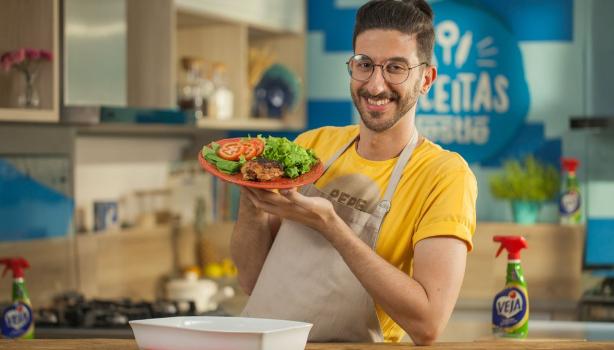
[[345, 54, 428, 85]]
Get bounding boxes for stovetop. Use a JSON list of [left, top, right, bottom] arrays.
[[30, 292, 229, 331]]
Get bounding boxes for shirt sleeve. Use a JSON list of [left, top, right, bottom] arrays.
[[412, 168, 478, 251], [293, 128, 319, 149]]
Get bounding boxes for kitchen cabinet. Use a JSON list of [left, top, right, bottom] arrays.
[[0, 0, 60, 122], [172, 0, 306, 130], [140, 0, 305, 129], [64, 0, 127, 106], [174, 0, 304, 34], [1, 0, 306, 130]]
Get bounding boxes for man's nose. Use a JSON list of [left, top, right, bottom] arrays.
[[364, 65, 387, 96]]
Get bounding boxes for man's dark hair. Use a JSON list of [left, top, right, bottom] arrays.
[[353, 0, 435, 64]]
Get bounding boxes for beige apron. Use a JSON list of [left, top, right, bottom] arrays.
[[242, 131, 419, 342]]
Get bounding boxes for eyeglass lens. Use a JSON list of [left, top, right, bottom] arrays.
[[347, 54, 417, 84]]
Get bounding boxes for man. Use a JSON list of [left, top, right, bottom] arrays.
[[231, 0, 477, 345]]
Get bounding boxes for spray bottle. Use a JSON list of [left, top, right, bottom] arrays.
[[492, 236, 529, 339], [560, 157, 581, 224], [0, 257, 34, 339]]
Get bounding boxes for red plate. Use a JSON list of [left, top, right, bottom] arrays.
[[198, 138, 324, 189]]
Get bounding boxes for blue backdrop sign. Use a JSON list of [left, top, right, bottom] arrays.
[[417, 0, 530, 163]]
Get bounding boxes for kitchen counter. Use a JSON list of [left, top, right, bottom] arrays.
[[1, 339, 614, 349]]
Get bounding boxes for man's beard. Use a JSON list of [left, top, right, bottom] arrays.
[[351, 80, 421, 132]]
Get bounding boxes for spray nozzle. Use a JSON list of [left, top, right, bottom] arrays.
[[0, 257, 30, 279], [562, 157, 579, 174], [494, 236, 528, 260]]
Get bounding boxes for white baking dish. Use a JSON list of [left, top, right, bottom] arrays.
[[129, 316, 312, 350]]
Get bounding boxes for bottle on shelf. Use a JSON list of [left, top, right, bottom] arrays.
[[177, 57, 214, 122], [559, 157, 581, 225], [208, 62, 234, 121]]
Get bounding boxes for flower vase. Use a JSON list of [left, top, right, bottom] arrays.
[[511, 200, 541, 225], [17, 71, 39, 108]]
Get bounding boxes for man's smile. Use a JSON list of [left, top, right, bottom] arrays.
[[365, 96, 393, 112], [359, 89, 399, 113]]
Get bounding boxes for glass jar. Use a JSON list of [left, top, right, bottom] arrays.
[[209, 63, 234, 120], [177, 57, 214, 121]]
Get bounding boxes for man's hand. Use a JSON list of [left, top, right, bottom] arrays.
[[242, 187, 336, 237]]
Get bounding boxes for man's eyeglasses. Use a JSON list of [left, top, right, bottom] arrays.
[[346, 54, 427, 85]]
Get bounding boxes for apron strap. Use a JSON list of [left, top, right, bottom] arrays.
[[305, 133, 357, 194], [373, 130, 419, 218], [323, 136, 358, 171]]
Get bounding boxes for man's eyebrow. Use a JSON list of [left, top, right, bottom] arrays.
[[386, 56, 410, 64]]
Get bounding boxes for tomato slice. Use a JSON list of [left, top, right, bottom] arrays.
[[239, 138, 264, 160], [241, 143, 258, 160], [252, 138, 265, 156], [217, 141, 244, 161]]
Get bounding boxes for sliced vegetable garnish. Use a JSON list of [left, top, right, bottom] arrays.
[[217, 141, 244, 161], [243, 138, 265, 157], [202, 143, 245, 174], [241, 142, 259, 160]]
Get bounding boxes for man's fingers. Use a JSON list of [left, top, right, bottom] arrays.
[[247, 188, 294, 207], [251, 195, 309, 219], [280, 188, 314, 210]]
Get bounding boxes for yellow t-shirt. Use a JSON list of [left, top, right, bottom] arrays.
[[294, 124, 477, 342]]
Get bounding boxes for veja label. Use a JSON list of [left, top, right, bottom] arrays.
[[492, 287, 527, 328], [560, 191, 581, 214], [1, 302, 32, 338], [496, 291, 523, 318]]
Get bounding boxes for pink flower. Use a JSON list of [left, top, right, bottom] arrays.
[[39, 50, 53, 61], [0, 53, 12, 72], [25, 48, 40, 60], [11, 48, 26, 65], [0, 48, 52, 73]]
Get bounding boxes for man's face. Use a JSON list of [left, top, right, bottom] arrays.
[[350, 29, 425, 133]]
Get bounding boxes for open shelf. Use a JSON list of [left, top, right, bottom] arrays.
[[172, 0, 306, 130], [0, 0, 59, 122], [117, 0, 307, 131], [76, 119, 301, 137], [0, 108, 59, 123], [0, 115, 304, 139]]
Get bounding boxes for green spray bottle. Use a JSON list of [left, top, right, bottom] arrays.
[[0, 257, 34, 339], [560, 157, 581, 224], [492, 236, 529, 339]]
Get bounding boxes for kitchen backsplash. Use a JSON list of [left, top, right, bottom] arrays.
[[0, 156, 74, 241]]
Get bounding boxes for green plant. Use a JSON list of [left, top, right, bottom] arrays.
[[489, 155, 560, 202]]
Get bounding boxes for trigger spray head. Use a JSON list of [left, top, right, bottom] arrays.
[[494, 236, 528, 260], [562, 157, 579, 174], [0, 257, 30, 279]]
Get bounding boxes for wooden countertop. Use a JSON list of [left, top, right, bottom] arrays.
[[1, 339, 614, 350]]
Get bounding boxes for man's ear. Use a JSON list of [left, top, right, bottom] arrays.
[[421, 65, 437, 95]]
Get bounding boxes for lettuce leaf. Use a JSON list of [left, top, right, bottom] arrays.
[[262, 136, 318, 178]]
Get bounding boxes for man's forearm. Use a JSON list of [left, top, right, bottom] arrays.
[[230, 198, 276, 295], [324, 216, 464, 345]]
